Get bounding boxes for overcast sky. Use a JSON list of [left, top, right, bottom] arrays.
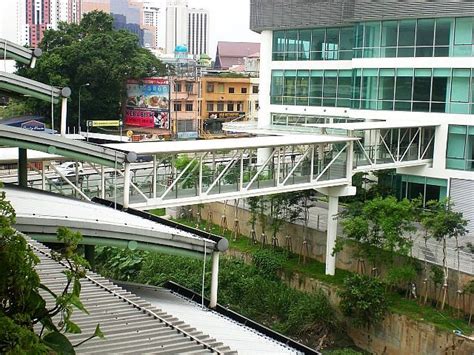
[[155, 0, 261, 56]]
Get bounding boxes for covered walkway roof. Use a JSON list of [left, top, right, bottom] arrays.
[[0, 38, 42, 66], [105, 134, 357, 155], [5, 185, 227, 256], [304, 121, 440, 131], [0, 71, 70, 104], [29, 239, 235, 354], [0, 125, 130, 167]]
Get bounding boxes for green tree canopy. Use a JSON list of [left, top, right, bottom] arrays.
[[17, 11, 166, 128]]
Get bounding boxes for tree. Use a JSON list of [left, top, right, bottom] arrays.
[[0, 186, 103, 353], [420, 199, 468, 310], [338, 274, 388, 328], [337, 196, 416, 271], [17, 11, 166, 129]]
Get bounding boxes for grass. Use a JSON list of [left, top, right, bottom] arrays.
[[148, 208, 166, 216], [150, 211, 474, 335]]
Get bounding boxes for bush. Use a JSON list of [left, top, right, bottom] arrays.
[[384, 265, 417, 290], [252, 249, 286, 279], [338, 274, 388, 328]]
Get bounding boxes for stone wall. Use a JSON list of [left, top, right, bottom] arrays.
[[190, 202, 474, 313]]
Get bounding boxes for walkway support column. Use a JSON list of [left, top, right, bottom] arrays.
[[123, 162, 131, 209], [326, 195, 339, 276], [210, 251, 220, 308], [60, 97, 68, 137], [18, 148, 27, 188]]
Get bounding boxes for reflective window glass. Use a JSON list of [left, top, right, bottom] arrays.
[[298, 30, 311, 60], [311, 28, 325, 60]]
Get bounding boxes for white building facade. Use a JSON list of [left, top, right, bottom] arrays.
[[251, 0, 474, 234], [187, 8, 209, 56], [165, 0, 188, 54]]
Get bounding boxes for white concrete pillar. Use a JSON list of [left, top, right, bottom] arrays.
[[257, 30, 273, 164], [209, 251, 220, 308], [326, 195, 339, 276], [123, 163, 131, 209], [152, 155, 157, 199], [100, 165, 105, 199], [41, 161, 46, 191], [60, 97, 68, 137]]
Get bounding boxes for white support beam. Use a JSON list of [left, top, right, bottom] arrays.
[[326, 195, 339, 276], [209, 251, 220, 309], [123, 163, 131, 209], [60, 97, 68, 137]]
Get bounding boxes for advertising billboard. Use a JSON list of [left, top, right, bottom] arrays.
[[125, 78, 170, 130]]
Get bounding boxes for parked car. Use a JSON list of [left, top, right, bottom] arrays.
[[51, 162, 84, 184]]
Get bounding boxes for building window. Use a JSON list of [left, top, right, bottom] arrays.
[[174, 83, 182, 92], [252, 85, 259, 94], [241, 87, 248, 94], [228, 87, 235, 94], [177, 119, 195, 132], [186, 83, 193, 92], [446, 125, 474, 171], [236, 102, 243, 111], [174, 102, 182, 112], [398, 175, 447, 207], [227, 103, 234, 111], [217, 102, 224, 111], [185, 102, 193, 111], [271, 68, 474, 114], [207, 102, 214, 111], [217, 84, 225, 93], [206, 83, 214, 93], [273, 17, 474, 61]]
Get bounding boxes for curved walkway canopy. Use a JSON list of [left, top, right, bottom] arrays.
[[0, 125, 131, 167], [0, 71, 70, 104], [5, 185, 227, 256], [0, 38, 42, 66]]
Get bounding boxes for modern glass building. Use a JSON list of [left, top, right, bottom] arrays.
[[250, 0, 474, 232]]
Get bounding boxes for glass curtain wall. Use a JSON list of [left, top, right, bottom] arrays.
[[273, 17, 474, 60], [351, 68, 474, 114], [446, 125, 474, 171], [271, 70, 353, 107], [354, 16, 474, 58]]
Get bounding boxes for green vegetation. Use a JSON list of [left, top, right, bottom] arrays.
[[0, 99, 31, 119], [95, 246, 342, 350], [0, 186, 103, 353], [172, 214, 473, 335], [17, 11, 166, 126], [338, 275, 388, 328]]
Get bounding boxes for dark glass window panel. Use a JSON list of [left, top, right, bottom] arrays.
[[378, 77, 395, 101], [309, 97, 322, 106], [336, 98, 351, 107], [416, 19, 435, 46], [398, 20, 416, 46], [352, 75, 361, 101], [379, 100, 394, 110], [323, 98, 336, 107], [354, 24, 364, 48], [398, 47, 415, 57], [431, 102, 446, 112], [413, 102, 430, 112], [311, 29, 325, 52], [364, 22, 381, 48], [323, 77, 337, 98], [273, 31, 286, 52], [337, 77, 352, 99], [361, 76, 378, 100], [381, 21, 398, 47], [339, 27, 354, 50], [339, 50, 353, 60], [325, 28, 339, 47], [310, 76, 323, 98], [395, 77, 413, 101], [416, 46, 433, 57], [431, 77, 448, 102], [413, 77, 432, 102], [395, 101, 412, 111], [298, 30, 311, 60], [407, 182, 424, 200], [425, 185, 441, 203], [434, 46, 449, 57], [286, 30, 298, 52], [435, 19, 452, 46], [382, 47, 397, 57]]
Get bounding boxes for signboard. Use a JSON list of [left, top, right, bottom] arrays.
[[21, 120, 45, 131], [125, 78, 170, 130], [208, 112, 245, 119], [177, 131, 199, 139], [86, 120, 122, 128]]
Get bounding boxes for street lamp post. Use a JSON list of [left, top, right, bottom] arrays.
[[78, 83, 90, 134]]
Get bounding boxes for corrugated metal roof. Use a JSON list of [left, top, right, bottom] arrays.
[[122, 284, 306, 355], [29, 238, 236, 354]]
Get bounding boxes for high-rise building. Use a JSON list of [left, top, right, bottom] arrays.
[[250, 0, 474, 233], [143, 2, 159, 49], [187, 8, 209, 56], [165, 0, 188, 54]]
